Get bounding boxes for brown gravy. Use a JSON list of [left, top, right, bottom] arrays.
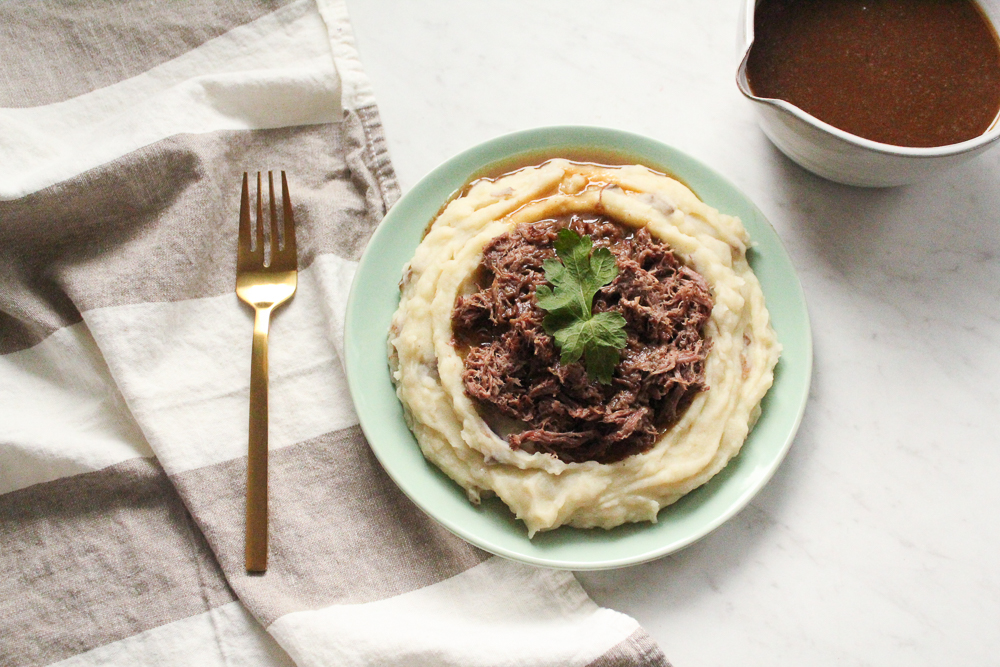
[[745, 0, 1000, 147]]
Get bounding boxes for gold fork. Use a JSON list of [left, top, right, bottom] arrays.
[[236, 171, 297, 573]]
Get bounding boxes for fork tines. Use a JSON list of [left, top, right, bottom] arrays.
[[238, 171, 297, 273]]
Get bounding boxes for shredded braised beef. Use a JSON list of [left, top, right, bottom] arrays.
[[452, 216, 714, 464]]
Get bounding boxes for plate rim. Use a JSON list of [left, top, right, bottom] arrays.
[[345, 125, 813, 570]]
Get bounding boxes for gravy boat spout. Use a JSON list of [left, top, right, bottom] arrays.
[[735, 0, 1000, 187]]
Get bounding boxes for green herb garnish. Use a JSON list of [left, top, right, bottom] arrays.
[[535, 229, 628, 384]]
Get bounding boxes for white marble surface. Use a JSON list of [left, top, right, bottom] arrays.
[[346, 2, 1000, 665]]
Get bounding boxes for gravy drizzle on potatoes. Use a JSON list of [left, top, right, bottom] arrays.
[[388, 160, 781, 537]]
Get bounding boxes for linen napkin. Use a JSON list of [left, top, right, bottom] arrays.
[[0, 1, 669, 665]]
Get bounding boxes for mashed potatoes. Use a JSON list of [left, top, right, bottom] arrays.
[[388, 159, 780, 536]]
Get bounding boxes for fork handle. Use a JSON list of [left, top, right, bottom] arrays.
[[246, 305, 273, 573]]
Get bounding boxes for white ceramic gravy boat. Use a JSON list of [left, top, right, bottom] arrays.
[[736, 0, 1000, 187]]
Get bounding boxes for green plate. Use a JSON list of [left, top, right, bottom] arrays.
[[344, 126, 812, 570]]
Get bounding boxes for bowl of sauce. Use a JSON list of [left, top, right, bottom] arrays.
[[736, 0, 1000, 186]]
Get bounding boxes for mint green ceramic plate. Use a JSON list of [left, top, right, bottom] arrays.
[[345, 126, 811, 570]]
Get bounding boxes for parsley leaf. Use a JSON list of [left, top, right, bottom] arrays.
[[535, 229, 627, 384]]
